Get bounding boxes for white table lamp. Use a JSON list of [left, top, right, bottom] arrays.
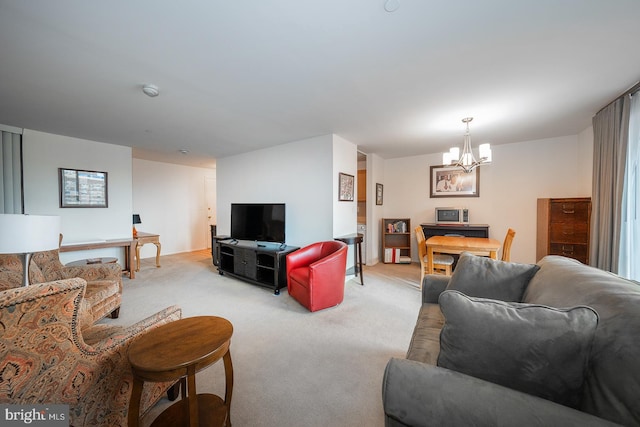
[[0, 214, 61, 287]]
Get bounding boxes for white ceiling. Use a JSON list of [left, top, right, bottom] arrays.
[[1, 1, 640, 169]]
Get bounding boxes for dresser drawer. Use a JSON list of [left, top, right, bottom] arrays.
[[550, 201, 590, 223], [549, 223, 589, 244], [549, 243, 588, 263]]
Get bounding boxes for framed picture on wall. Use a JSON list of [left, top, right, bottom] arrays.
[[376, 183, 383, 205], [430, 165, 479, 198], [59, 168, 109, 208], [338, 172, 355, 201]]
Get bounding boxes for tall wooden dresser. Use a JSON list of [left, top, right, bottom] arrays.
[[536, 197, 591, 264]]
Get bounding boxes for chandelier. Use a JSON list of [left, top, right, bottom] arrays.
[[442, 117, 492, 173]]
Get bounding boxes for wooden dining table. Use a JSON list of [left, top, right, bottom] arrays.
[[426, 235, 502, 274]]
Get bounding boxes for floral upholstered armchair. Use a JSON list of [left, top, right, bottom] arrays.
[[0, 247, 122, 323], [0, 278, 182, 426]]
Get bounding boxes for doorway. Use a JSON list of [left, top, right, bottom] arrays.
[[357, 152, 367, 263], [204, 176, 216, 249]]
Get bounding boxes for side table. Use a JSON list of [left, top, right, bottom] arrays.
[[128, 316, 234, 427], [134, 232, 161, 272], [335, 233, 364, 286]]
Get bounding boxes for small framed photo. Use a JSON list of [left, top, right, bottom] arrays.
[[430, 165, 479, 198], [338, 172, 355, 201], [376, 183, 384, 205], [59, 168, 108, 208]]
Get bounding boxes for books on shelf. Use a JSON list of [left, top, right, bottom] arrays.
[[386, 220, 407, 233], [384, 248, 412, 264], [384, 248, 398, 263]]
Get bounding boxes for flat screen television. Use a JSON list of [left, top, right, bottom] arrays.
[[231, 203, 286, 243]]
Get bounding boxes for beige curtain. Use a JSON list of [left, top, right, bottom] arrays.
[[590, 96, 630, 272]]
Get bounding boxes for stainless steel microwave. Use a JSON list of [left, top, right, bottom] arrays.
[[435, 207, 469, 224]]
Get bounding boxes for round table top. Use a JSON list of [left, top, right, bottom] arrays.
[[128, 316, 233, 381], [66, 257, 118, 267]]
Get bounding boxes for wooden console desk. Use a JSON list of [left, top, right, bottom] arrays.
[[60, 238, 136, 279], [134, 232, 161, 272]]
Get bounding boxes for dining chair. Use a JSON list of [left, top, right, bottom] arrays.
[[415, 226, 454, 287], [501, 228, 516, 262]]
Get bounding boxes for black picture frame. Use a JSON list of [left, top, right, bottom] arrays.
[[59, 168, 108, 208], [430, 165, 479, 198], [376, 183, 383, 205], [338, 172, 355, 201]]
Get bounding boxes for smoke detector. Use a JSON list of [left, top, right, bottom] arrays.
[[142, 84, 159, 97]]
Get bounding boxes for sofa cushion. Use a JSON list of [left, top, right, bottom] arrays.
[[437, 290, 598, 408], [524, 256, 640, 425], [446, 252, 539, 301]]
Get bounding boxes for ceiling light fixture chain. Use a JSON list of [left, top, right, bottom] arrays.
[[442, 117, 492, 173]]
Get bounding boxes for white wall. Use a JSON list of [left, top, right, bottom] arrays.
[[22, 129, 132, 264], [217, 133, 360, 271], [20, 126, 594, 268], [577, 126, 594, 195], [21, 129, 215, 265], [332, 135, 358, 237], [332, 135, 358, 270], [132, 159, 215, 259], [217, 134, 335, 248], [383, 132, 594, 264], [367, 153, 385, 264]]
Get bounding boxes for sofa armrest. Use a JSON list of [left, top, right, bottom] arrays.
[[382, 358, 621, 427], [422, 274, 450, 303], [80, 305, 182, 353], [286, 243, 322, 273], [0, 280, 182, 426]]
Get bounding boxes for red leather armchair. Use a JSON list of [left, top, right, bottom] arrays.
[[286, 241, 348, 312]]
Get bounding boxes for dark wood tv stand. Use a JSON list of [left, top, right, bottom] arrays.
[[217, 240, 299, 295]]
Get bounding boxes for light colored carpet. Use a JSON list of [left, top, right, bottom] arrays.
[[109, 250, 422, 426]]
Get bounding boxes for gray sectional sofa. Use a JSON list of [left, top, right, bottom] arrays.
[[382, 254, 640, 427]]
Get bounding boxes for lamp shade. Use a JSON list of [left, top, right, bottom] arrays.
[[0, 214, 61, 254], [133, 214, 142, 225]]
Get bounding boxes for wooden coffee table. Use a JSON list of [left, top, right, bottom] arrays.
[[128, 316, 234, 427]]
